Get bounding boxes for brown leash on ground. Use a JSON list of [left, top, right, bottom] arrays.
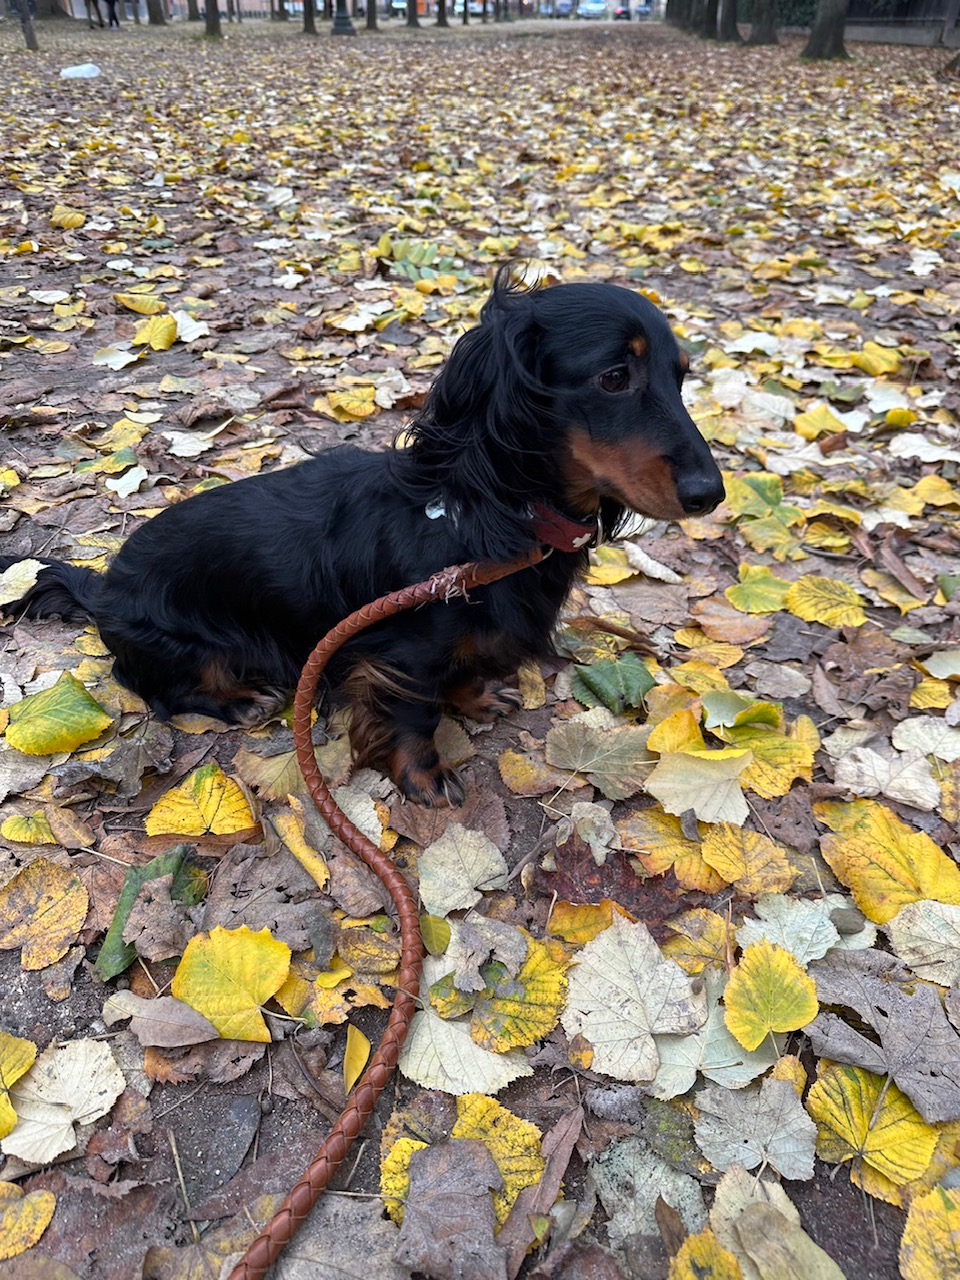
[[228, 548, 545, 1280]]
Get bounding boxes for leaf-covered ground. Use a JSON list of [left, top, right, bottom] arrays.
[[1, 17, 960, 1280]]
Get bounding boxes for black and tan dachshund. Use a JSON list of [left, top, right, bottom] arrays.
[[1, 272, 723, 807]]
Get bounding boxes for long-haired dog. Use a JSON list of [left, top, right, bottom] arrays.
[[1, 273, 723, 807]]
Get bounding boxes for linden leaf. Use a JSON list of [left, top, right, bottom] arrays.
[[723, 940, 818, 1052], [326, 385, 378, 421], [171, 925, 291, 1042], [144, 762, 257, 838], [701, 824, 797, 897], [725, 564, 792, 615], [2, 1040, 125, 1163], [0, 1033, 37, 1140], [5, 671, 113, 756], [783, 575, 868, 628], [132, 312, 178, 351], [885, 901, 960, 987], [452, 1094, 545, 1227], [471, 937, 568, 1053], [398, 1004, 533, 1095], [815, 799, 960, 924], [807, 1064, 938, 1203], [644, 746, 752, 825], [899, 1186, 960, 1280], [0, 558, 45, 607], [50, 203, 85, 229], [0, 857, 88, 970], [0, 813, 56, 845], [114, 291, 166, 315], [668, 1229, 743, 1280], [545, 714, 650, 800], [417, 823, 509, 917], [662, 908, 733, 975], [617, 809, 726, 893], [0, 1183, 56, 1262], [694, 1077, 817, 1180], [380, 1136, 428, 1225], [561, 915, 706, 1082], [724, 721, 817, 799]]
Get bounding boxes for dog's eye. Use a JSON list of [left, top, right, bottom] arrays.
[[599, 367, 630, 394]]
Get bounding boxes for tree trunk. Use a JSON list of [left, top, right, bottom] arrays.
[[802, 0, 849, 58], [304, 0, 317, 31], [406, 0, 419, 25], [205, 0, 222, 36], [747, 0, 777, 44], [366, 0, 378, 28], [701, 0, 718, 37], [146, 0, 166, 22], [20, 4, 40, 49], [278, 0, 289, 19], [717, 0, 740, 41], [187, 0, 201, 19], [436, 0, 448, 24]]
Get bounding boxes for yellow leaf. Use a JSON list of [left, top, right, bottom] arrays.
[[724, 722, 817, 799], [648, 708, 705, 755], [0, 857, 88, 971], [0, 813, 56, 845], [701, 824, 796, 896], [145, 763, 257, 838], [344, 1024, 371, 1094], [899, 1186, 960, 1280], [808, 1065, 937, 1203], [132, 313, 178, 351], [0, 1033, 37, 1139], [886, 408, 918, 429], [911, 678, 955, 710], [668, 1228, 743, 1280], [793, 404, 848, 441], [50, 204, 85, 230], [114, 292, 166, 315], [547, 900, 633, 947], [271, 800, 329, 890], [452, 1094, 545, 1226], [5, 671, 113, 756], [852, 342, 901, 376], [585, 545, 635, 586], [644, 746, 753, 826], [668, 660, 731, 695], [380, 1136, 428, 1225], [784, 575, 868, 628], [171, 925, 291, 1042], [471, 937, 568, 1052], [0, 1182, 56, 1262], [497, 748, 577, 796], [325, 385, 378, 421], [724, 940, 818, 1051], [727, 565, 798, 614], [815, 798, 960, 924], [662, 909, 732, 974], [616, 809, 726, 893]]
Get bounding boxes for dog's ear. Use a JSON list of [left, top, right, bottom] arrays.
[[425, 270, 545, 437]]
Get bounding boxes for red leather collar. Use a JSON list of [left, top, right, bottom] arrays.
[[531, 503, 598, 552]]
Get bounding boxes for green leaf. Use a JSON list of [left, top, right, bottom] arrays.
[[95, 846, 193, 981], [570, 653, 655, 713], [5, 672, 113, 756]]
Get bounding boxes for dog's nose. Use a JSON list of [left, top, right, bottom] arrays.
[[676, 472, 725, 516]]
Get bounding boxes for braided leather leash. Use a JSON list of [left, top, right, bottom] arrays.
[[228, 548, 545, 1280]]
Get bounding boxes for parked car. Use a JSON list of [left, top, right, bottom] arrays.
[[453, 0, 485, 13], [613, 2, 630, 15], [542, 0, 574, 15], [576, 0, 609, 16], [635, 1, 652, 15], [390, 0, 406, 13]]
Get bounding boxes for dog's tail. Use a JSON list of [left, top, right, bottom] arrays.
[[0, 556, 103, 623]]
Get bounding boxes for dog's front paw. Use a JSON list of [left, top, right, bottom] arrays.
[[398, 760, 466, 809], [446, 678, 523, 724]]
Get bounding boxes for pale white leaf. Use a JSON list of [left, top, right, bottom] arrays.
[[397, 1006, 531, 1095], [562, 915, 706, 1083], [885, 900, 960, 988], [892, 717, 960, 762], [417, 822, 508, 917]]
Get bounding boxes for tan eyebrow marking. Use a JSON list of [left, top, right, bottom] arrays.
[[629, 335, 648, 358], [679, 349, 690, 373]]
